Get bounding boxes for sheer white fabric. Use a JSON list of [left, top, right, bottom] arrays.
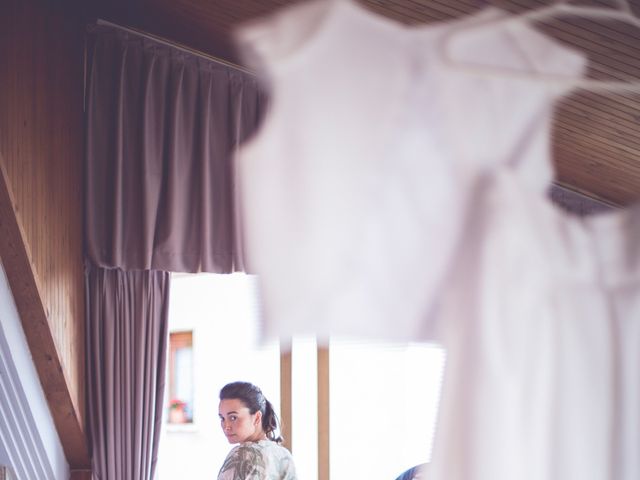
[[429, 168, 640, 480], [234, 0, 585, 342]]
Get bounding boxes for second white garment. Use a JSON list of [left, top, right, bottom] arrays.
[[234, 0, 585, 342], [429, 168, 640, 480]]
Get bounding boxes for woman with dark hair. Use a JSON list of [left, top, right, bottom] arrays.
[[217, 381, 297, 480]]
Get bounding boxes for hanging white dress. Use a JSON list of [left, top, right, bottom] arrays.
[[234, 0, 585, 342], [428, 167, 640, 480]]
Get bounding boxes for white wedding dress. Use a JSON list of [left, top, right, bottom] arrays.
[[234, 0, 584, 342], [430, 168, 640, 480]]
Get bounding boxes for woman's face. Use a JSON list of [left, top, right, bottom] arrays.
[[218, 398, 264, 444]]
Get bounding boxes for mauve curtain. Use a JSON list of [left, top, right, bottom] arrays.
[[84, 25, 265, 480], [85, 266, 170, 480], [86, 25, 265, 273]]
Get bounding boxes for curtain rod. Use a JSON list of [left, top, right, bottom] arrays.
[[95, 18, 256, 76], [551, 182, 618, 208]]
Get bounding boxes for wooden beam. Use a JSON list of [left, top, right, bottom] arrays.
[[0, 157, 90, 469], [318, 345, 330, 480], [280, 341, 293, 452], [69, 470, 92, 480]]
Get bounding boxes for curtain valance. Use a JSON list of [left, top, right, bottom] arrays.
[[86, 25, 265, 272]]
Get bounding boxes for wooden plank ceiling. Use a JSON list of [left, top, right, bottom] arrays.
[[88, 0, 640, 206]]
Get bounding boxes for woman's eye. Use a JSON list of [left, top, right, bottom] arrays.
[[230, 415, 237, 421]]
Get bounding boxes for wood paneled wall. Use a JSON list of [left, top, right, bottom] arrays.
[[0, 0, 90, 471]]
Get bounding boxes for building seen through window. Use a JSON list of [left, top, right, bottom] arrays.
[[168, 331, 194, 424]]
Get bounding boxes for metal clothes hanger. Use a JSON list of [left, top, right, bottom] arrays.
[[438, 0, 640, 92]]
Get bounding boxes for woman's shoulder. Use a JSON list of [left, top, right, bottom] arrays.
[[252, 440, 293, 455], [219, 443, 269, 479], [229, 440, 291, 458], [226, 441, 269, 459], [219, 441, 297, 480]]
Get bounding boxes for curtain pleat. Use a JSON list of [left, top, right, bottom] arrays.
[[85, 266, 170, 480]]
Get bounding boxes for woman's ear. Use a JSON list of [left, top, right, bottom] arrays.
[[254, 410, 263, 427]]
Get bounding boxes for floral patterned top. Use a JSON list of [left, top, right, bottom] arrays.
[[217, 440, 297, 480]]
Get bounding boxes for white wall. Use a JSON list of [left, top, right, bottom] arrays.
[[0, 261, 69, 480]]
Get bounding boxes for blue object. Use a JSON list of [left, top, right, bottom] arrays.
[[394, 463, 427, 480]]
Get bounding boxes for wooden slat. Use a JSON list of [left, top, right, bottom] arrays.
[[69, 471, 92, 480], [554, 144, 639, 204], [555, 151, 635, 183], [554, 124, 640, 164], [556, 115, 640, 155], [280, 343, 293, 452], [554, 130, 640, 169], [560, 93, 640, 128], [554, 142, 639, 186], [317, 346, 330, 480], [566, 93, 640, 126], [364, 0, 473, 23]]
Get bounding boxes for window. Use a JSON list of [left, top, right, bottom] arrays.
[[157, 274, 445, 480], [156, 274, 280, 480], [330, 340, 445, 479]]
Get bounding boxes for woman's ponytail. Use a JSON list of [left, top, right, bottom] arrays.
[[263, 399, 283, 443]]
